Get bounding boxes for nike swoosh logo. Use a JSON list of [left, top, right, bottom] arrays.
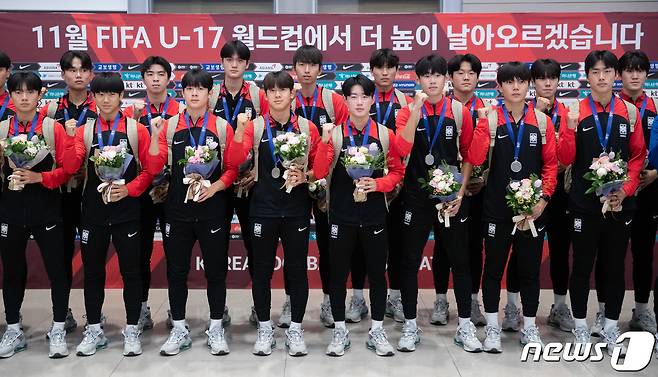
[[369, 113, 376, 116], [537, 226, 546, 232], [343, 64, 355, 69], [417, 127, 426, 131], [128, 64, 140, 70], [374, 229, 384, 235], [19, 64, 30, 70], [460, 217, 468, 223], [47, 83, 58, 88], [560, 64, 571, 70], [557, 91, 570, 97], [582, 127, 594, 132], [497, 134, 509, 139], [174, 140, 185, 145], [128, 92, 140, 97], [91, 144, 99, 148], [211, 227, 221, 234], [318, 74, 327, 79], [128, 232, 138, 238], [261, 138, 269, 143], [298, 227, 308, 232], [625, 220, 633, 225], [46, 225, 57, 231], [477, 83, 487, 88], [217, 109, 224, 113]]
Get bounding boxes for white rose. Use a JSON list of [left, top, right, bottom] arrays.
[[280, 144, 290, 153], [288, 137, 300, 145], [106, 150, 117, 159], [26, 146, 37, 155], [596, 167, 608, 177], [276, 134, 286, 143], [354, 154, 367, 165]]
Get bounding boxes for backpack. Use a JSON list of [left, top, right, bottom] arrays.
[[209, 81, 261, 115]]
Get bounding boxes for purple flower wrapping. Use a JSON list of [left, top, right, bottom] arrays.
[[184, 158, 219, 179]]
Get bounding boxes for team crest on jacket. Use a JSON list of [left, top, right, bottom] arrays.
[[1, 223, 7, 238], [648, 117, 654, 129], [574, 218, 582, 232], [487, 223, 496, 237], [331, 224, 339, 238], [445, 125, 454, 139], [319, 115, 327, 125], [619, 124, 627, 137], [254, 223, 262, 237], [529, 132, 538, 146]]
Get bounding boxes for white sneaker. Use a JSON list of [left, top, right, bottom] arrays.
[[278, 299, 291, 328], [206, 327, 229, 355], [397, 322, 421, 352], [520, 325, 545, 351], [590, 311, 605, 337], [249, 306, 258, 326], [454, 321, 483, 352], [0, 327, 27, 358], [48, 326, 69, 358], [326, 327, 350, 356], [138, 306, 154, 331], [345, 296, 369, 323], [222, 305, 232, 327], [320, 302, 335, 328], [572, 327, 591, 346], [65, 308, 77, 332], [122, 326, 142, 356], [483, 325, 502, 353], [366, 327, 395, 356], [547, 304, 575, 332], [501, 303, 521, 332], [629, 308, 657, 333], [285, 327, 308, 356], [160, 327, 192, 356], [253, 325, 276, 356], [75, 326, 108, 356], [385, 296, 405, 323], [430, 298, 449, 325], [600, 326, 627, 357], [471, 300, 487, 326]]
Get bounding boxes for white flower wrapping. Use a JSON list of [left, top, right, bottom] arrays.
[[178, 144, 220, 203], [583, 152, 628, 214], [90, 145, 133, 204], [341, 143, 386, 202], [421, 164, 463, 228], [506, 176, 543, 237], [274, 132, 308, 193], [3, 134, 52, 191]]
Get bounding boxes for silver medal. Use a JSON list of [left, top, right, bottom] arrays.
[[510, 160, 522, 173], [425, 154, 435, 166], [271, 167, 281, 179]]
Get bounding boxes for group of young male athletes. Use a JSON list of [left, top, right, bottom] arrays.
[[0, 40, 656, 360]]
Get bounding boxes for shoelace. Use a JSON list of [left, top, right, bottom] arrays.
[[348, 297, 362, 311], [435, 300, 448, 312], [331, 328, 348, 345], [504, 305, 520, 318], [594, 312, 605, 326], [256, 328, 273, 344], [485, 326, 501, 340], [49, 328, 66, 345], [206, 328, 224, 343], [287, 328, 304, 344], [523, 327, 541, 342], [123, 328, 140, 344], [166, 328, 188, 344], [603, 328, 621, 343], [391, 298, 403, 311], [0, 330, 20, 347], [636, 311, 656, 325], [321, 303, 333, 317], [370, 328, 390, 345], [81, 328, 102, 344], [402, 324, 420, 338], [572, 328, 590, 343]]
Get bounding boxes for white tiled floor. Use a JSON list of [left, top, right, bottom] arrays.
[[1, 289, 656, 376]]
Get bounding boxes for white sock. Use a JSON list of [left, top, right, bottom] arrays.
[[554, 294, 566, 307], [89, 323, 102, 332], [574, 318, 588, 329], [471, 293, 479, 302], [507, 291, 519, 306], [523, 316, 536, 330], [371, 320, 384, 330], [458, 317, 471, 327], [323, 294, 331, 305], [172, 320, 186, 330], [259, 320, 272, 329], [141, 301, 148, 311], [603, 318, 618, 333], [436, 293, 447, 302], [485, 312, 499, 328], [334, 321, 346, 330], [636, 302, 649, 313], [405, 318, 417, 328], [7, 323, 21, 332], [353, 289, 364, 300], [289, 322, 302, 331], [52, 322, 65, 330], [209, 319, 222, 331], [598, 302, 605, 313], [389, 289, 401, 300]]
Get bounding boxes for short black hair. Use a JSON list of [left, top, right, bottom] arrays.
[[293, 45, 323, 66], [530, 58, 561, 81], [141, 56, 172, 78], [342, 74, 375, 97], [496, 62, 531, 84], [584, 50, 618, 75], [0, 51, 10, 70], [220, 40, 250, 61], [447, 54, 482, 76], [7, 72, 42, 93], [181, 68, 213, 91], [90, 72, 124, 94], [618, 50, 650, 74], [369, 48, 399, 69], [60, 50, 93, 71], [415, 55, 447, 76], [263, 70, 294, 92]]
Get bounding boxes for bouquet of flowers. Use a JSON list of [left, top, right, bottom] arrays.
[[91, 145, 133, 204], [583, 151, 627, 213], [308, 177, 327, 211], [341, 142, 386, 202], [275, 131, 308, 193], [177, 141, 219, 203], [2, 134, 52, 191], [419, 163, 463, 227], [505, 174, 543, 237]]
